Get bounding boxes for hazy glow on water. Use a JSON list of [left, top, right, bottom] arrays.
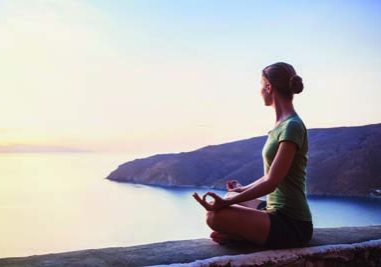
[[1, 153, 380, 258]]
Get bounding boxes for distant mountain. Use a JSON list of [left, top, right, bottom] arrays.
[[106, 123, 381, 197]]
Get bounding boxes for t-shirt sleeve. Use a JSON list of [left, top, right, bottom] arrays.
[[278, 121, 304, 150]]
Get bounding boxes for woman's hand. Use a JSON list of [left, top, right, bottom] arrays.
[[192, 192, 231, 211], [226, 179, 245, 193]]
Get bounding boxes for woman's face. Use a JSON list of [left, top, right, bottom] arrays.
[[260, 75, 272, 106]]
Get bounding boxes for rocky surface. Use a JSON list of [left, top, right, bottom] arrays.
[[1, 225, 381, 267], [106, 123, 381, 197], [171, 239, 381, 267]]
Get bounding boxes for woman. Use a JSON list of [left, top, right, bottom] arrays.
[[193, 62, 313, 249]]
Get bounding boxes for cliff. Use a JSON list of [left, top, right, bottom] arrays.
[[106, 123, 381, 197]]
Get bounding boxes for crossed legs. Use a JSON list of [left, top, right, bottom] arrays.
[[206, 191, 270, 245], [206, 204, 270, 245]]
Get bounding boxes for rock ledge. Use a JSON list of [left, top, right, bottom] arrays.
[[1, 225, 381, 267]]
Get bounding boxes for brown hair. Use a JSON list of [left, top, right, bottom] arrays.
[[262, 62, 304, 100]]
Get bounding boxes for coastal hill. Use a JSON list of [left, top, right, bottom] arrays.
[[106, 123, 381, 197]]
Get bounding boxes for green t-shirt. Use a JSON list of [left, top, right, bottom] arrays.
[[262, 113, 312, 222]]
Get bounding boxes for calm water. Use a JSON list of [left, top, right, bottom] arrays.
[[1, 152, 381, 258]]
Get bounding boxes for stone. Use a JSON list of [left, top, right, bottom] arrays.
[[1, 225, 381, 267]]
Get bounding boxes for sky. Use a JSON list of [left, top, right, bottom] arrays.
[[0, 0, 380, 155]]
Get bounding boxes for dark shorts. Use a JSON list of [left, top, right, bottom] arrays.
[[257, 201, 313, 249]]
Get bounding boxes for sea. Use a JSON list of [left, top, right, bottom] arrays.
[[1, 152, 380, 258]]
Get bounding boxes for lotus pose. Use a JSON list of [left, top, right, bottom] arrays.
[[193, 62, 313, 249]]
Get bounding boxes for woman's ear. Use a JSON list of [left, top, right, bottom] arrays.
[[266, 83, 273, 94]]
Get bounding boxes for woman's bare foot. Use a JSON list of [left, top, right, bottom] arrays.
[[210, 231, 245, 245]]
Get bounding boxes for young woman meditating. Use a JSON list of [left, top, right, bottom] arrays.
[[193, 62, 313, 249]]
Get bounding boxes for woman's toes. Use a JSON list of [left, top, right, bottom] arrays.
[[210, 231, 219, 239], [210, 231, 234, 244]]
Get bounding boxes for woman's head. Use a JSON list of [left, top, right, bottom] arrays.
[[261, 62, 303, 105]]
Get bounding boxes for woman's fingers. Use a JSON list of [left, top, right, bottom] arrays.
[[203, 192, 224, 206], [192, 192, 200, 201], [192, 192, 212, 211], [192, 193, 206, 207], [202, 192, 211, 202], [203, 192, 218, 202], [193, 191, 226, 211], [226, 179, 241, 189], [226, 180, 235, 189], [209, 192, 219, 198], [193, 192, 204, 204]]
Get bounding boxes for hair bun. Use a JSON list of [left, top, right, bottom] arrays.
[[289, 75, 304, 94]]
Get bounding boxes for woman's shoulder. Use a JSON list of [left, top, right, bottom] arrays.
[[277, 115, 307, 149], [287, 114, 307, 130], [279, 114, 306, 131], [270, 114, 307, 136]]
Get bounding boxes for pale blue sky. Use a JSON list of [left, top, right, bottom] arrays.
[[0, 0, 380, 154]]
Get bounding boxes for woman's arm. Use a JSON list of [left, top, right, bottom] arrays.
[[226, 141, 298, 205], [239, 176, 265, 192]]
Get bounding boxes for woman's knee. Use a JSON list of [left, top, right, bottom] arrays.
[[206, 210, 214, 227], [206, 210, 221, 229], [206, 210, 227, 230]]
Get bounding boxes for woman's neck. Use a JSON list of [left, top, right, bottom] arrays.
[[273, 98, 296, 125]]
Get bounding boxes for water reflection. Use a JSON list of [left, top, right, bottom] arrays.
[[0, 153, 380, 258]]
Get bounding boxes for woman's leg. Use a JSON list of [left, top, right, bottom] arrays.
[[209, 230, 245, 244], [206, 204, 271, 245]]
